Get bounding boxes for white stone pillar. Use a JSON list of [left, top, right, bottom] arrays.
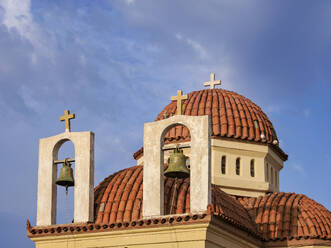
[[36, 131, 94, 226], [143, 124, 164, 217], [143, 115, 211, 218], [189, 116, 211, 213]]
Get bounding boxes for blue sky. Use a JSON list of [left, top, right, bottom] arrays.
[[0, 0, 330, 247]]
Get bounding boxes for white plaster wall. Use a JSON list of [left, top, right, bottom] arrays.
[[138, 136, 285, 198], [211, 139, 284, 197]]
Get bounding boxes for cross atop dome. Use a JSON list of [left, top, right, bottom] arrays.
[[204, 73, 221, 89], [171, 90, 187, 115]]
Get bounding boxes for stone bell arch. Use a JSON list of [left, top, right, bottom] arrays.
[[143, 114, 211, 218], [36, 110, 94, 226]]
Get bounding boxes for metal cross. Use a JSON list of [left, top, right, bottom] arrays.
[[171, 90, 188, 115], [204, 73, 221, 89], [59, 110, 75, 132]]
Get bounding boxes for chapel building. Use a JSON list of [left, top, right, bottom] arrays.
[[27, 74, 331, 248]]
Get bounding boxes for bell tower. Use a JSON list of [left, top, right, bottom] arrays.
[[143, 90, 211, 218], [36, 110, 95, 226]]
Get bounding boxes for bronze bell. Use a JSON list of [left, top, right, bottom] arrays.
[[164, 147, 190, 178], [56, 158, 74, 189]]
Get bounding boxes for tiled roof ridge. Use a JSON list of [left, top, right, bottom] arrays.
[[133, 88, 288, 161], [28, 181, 260, 240], [26, 213, 210, 238], [209, 186, 261, 238], [236, 192, 331, 241]]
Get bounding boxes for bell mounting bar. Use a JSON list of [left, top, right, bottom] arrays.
[[162, 144, 190, 151], [53, 158, 75, 164]]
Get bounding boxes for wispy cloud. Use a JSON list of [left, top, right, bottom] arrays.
[[1, 0, 34, 39], [125, 0, 135, 5], [291, 163, 305, 174], [175, 33, 208, 59], [0, 0, 50, 57], [303, 108, 310, 118], [18, 85, 44, 113]]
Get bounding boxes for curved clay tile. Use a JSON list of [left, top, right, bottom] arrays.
[[94, 165, 257, 235], [238, 193, 331, 241], [156, 89, 278, 142], [133, 89, 287, 160]]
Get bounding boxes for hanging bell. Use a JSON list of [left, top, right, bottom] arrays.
[[56, 158, 74, 189], [164, 147, 190, 178]]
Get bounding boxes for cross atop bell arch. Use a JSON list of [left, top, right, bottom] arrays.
[[60, 110, 75, 132]]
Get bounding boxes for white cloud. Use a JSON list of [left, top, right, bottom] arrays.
[[186, 38, 208, 59], [18, 85, 44, 113], [1, 0, 35, 42], [303, 108, 310, 118], [125, 0, 135, 6], [175, 33, 183, 40], [80, 54, 87, 66], [175, 33, 208, 59], [265, 105, 282, 114], [0, 0, 53, 59], [292, 163, 305, 174]]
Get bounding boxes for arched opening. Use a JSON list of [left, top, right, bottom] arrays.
[[250, 159, 255, 177], [221, 156, 226, 174], [163, 123, 191, 144], [161, 123, 191, 215], [266, 163, 269, 181], [271, 167, 274, 185], [55, 140, 75, 224], [236, 158, 240, 175]]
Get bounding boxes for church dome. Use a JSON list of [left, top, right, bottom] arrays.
[[134, 88, 287, 160]]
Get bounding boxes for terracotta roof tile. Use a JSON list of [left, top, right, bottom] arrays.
[[237, 193, 331, 241], [27, 213, 212, 238], [28, 167, 331, 245], [133, 89, 287, 161], [93, 165, 257, 235]]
